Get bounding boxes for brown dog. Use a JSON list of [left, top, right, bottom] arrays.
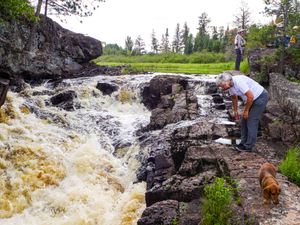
[[259, 162, 281, 204]]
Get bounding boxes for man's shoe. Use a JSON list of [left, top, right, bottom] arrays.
[[234, 144, 252, 152]]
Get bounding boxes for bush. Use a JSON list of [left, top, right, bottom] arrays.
[[0, 0, 35, 21], [240, 60, 250, 74], [201, 177, 234, 225], [279, 147, 300, 186]]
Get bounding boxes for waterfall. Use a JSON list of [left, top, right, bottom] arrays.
[[0, 73, 229, 224], [0, 74, 153, 225]]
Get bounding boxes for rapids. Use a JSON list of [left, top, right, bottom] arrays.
[[0, 73, 230, 225]]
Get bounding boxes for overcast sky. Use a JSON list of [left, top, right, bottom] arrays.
[[50, 0, 273, 50]]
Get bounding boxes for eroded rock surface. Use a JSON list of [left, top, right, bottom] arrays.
[[138, 74, 300, 225]]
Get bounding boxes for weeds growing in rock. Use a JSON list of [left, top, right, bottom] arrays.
[[201, 177, 234, 225], [279, 147, 300, 186]]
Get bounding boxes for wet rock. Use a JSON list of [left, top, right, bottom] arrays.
[[49, 90, 80, 111], [0, 78, 10, 107], [141, 75, 189, 110], [96, 82, 119, 95], [138, 200, 179, 225], [144, 75, 199, 130]]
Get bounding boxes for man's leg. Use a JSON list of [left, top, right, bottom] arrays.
[[235, 49, 241, 70], [243, 92, 268, 150], [240, 117, 248, 145]]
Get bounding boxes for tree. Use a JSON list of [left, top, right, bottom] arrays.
[[172, 23, 183, 53], [133, 35, 146, 55], [25, 0, 104, 51], [211, 26, 218, 40], [37, 0, 105, 18], [150, 29, 159, 54], [197, 12, 211, 35], [160, 28, 170, 53], [181, 22, 190, 54], [125, 36, 134, 55], [185, 34, 194, 55], [103, 44, 123, 55], [233, 1, 251, 30], [264, 0, 298, 72]]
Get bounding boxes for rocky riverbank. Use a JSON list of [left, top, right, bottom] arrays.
[[136, 74, 300, 225]]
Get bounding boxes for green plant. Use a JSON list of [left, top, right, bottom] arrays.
[[201, 177, 234, 225], [279, 147, 300, 186], [240, 60, 250, 74], [0, 0, 35, 21], [171, 218, 179, 225]]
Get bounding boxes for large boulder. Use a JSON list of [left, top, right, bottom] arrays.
[[0, 15, 102, 81], [141, 75, 198, 130]]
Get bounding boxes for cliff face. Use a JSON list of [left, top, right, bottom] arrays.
[[0, 15, 102, 81]]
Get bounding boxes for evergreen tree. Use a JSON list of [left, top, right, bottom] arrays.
[[194, 32, 210, 52], [194, 12, 211, 52], [182, 22, 190, 54], [197, 12, 211, 35], [103, 44, 123, 55], [172, 23, 183, 53], [218, 26, 226, 52], [133, 35, 146, 55], [151, 29, 159, 54], [160, 28, 170, 53], [212, 26, 218, 40], [185, 34, 194, 55], [233, 1, 251, 29], [125, 36, 134, 55]]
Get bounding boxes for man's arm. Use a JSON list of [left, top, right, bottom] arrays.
[[231, 95, 240, 120], [243, 90, 254, 119]]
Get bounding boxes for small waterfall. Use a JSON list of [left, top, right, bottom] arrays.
[[0, 74, 153, 225]]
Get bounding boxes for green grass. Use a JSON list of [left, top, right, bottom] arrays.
[[279, 147, 300, 186], [201, 177, 234, 225], [96, 62, 234, 74]]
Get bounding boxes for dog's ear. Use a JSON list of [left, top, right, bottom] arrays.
[[270, 163, 277, 172], [278, 186, 281, 193], [263, 186, 271, 197]]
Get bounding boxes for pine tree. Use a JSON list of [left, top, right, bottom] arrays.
[[212, 26, 218, 40], [151, 29, 159, 54], [125, 36, 134, 55], [197, 12, 211, 35], [133, 35, 146, 55], [181, 22, 190, 54], [160, 28, 170, 53], [172, 23, 183, 53], [185, 34, 194, 55]]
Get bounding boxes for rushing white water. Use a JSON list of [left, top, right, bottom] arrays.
[[0, 74, 153, 225]]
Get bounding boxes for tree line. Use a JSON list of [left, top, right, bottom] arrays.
[[0, 0, 299, 58], [104, 0, 300, 57]]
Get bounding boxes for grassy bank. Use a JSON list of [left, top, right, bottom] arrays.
[[96, 62, 235, 74]]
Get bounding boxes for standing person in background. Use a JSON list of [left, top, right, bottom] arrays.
[[215, 73, 268, 152], [234, 29, 246, 71]]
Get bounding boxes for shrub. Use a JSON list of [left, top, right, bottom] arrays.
[[240, 60, 250, 74], [201, 177, 234, 225], [279, 147, 300, 186], [0, 0, 35, 21]]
